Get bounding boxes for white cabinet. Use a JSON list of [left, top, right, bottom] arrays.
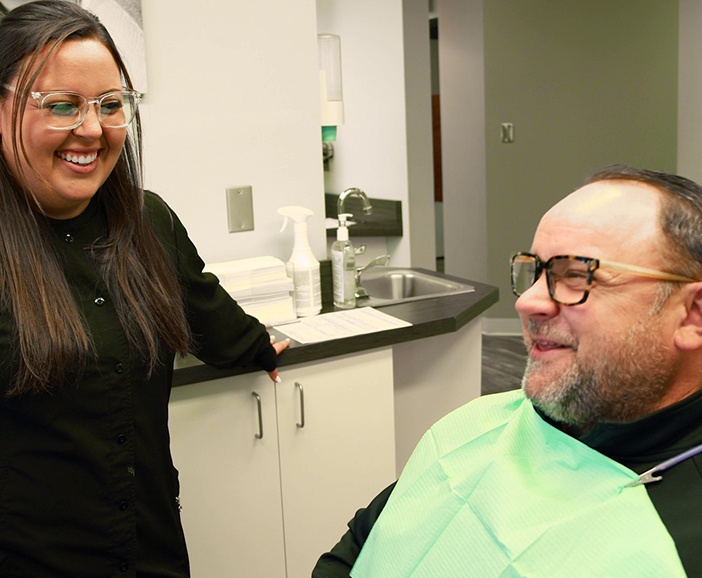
[[393, 316, 483, 472], [169, 347, 396, 578], [168, 365, 286, 577]]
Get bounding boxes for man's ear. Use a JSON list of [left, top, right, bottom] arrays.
[[674, 283, 702, 351]]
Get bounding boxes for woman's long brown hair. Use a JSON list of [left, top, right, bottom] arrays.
[[0, 1, 192, 396]]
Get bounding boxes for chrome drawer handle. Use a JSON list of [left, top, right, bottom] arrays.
[[295, 382, 305, 429], [252, 391, 263, 439]]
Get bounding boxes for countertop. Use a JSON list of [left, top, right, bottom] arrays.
[[173, 271, 499, 387]]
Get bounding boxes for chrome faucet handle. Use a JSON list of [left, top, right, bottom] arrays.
[[356, 255, 390, 277], [355, 255, 391, 299]]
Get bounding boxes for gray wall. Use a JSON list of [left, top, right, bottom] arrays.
[[678, 0, 702, 184], [439, 0, 487, 283], [483, 0, 679, 319]]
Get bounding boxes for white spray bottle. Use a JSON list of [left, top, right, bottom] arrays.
[[278, 206, 322, 317]]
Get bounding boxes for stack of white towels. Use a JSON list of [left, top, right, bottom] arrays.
[[205, 256, 297, 326]]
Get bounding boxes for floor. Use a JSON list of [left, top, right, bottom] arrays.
[[481, 334, 526, 396]]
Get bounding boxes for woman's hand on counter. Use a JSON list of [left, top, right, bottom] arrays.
[[268, 335, 291, 383]]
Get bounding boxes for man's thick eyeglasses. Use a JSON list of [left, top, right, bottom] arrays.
[[510, 252, 698, 306], [5, 85, 141, 130]]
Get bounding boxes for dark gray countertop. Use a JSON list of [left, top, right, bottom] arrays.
[[173, 271, 499, 387]]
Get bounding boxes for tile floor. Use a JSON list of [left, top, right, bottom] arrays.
[[481, 334, 526, 396]]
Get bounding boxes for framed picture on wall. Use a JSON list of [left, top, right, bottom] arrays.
[[0, 0, 147, 93]]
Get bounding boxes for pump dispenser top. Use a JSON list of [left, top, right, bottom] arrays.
[[277, 206, 321, 317], [336, 213, 352, 242]]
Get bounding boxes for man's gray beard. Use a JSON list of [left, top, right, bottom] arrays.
[[522, 360, 606, 432], [522, 320, 673, 433]]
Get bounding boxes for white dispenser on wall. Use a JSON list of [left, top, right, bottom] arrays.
[[278, 206, 322, 317], [331, 213, 356, 309]]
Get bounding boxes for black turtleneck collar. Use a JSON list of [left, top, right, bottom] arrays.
[[534, 388, 702, 467]]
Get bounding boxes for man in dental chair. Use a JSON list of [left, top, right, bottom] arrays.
[[313, 165, 702, 577]]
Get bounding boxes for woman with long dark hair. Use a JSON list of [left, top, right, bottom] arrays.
[[0, 1, 287, 575]]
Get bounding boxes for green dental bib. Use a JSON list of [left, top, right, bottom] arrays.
[[351, 390, 686, 577]]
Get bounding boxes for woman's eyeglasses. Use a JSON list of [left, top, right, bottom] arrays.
[[5, 85, 141, 130]]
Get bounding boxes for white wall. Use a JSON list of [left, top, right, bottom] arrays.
[[316, 0, 415, 267], [403, 0, 437, 269], [135, 0, 702, 289], [139, 1, 326, 265]]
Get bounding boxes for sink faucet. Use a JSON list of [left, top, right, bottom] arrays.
[[337, 187, 373, 218], [355, 255, 390, 299]]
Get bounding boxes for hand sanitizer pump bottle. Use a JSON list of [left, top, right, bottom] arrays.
[[278, 206, 322, 317], [331, 213, 356, 309]]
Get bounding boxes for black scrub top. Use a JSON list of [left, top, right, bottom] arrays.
[[0, 191, 276, 577]]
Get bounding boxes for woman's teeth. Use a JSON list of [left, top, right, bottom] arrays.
[[57, 151, 98, 165]]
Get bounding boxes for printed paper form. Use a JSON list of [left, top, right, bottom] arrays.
[[274, 307, 411, 344]]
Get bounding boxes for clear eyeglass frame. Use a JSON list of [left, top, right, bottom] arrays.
[[510, 251, 698, 306], [30, 89, 142, 130], [3, 84, 142, 131]]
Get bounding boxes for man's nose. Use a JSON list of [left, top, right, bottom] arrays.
[[514, 273, 558, 316]]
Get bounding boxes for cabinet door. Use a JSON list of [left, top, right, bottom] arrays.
[[275, 348, 397, 578], [169, 375, 286, 578]]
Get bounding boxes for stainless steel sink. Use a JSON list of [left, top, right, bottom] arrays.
[[356, 267, 474, 307]]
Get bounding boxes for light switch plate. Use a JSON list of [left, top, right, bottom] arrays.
[[501, 122, 514, 143], [226, 185, 254, 233]]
